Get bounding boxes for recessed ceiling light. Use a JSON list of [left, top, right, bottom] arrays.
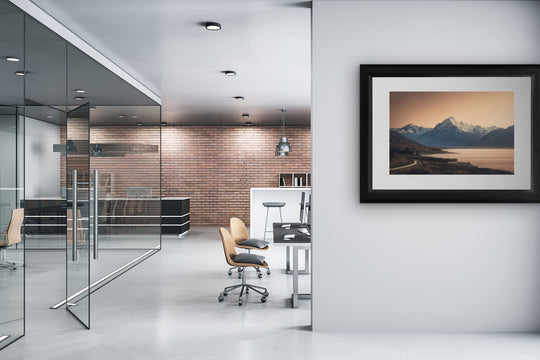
[[245, 121, 252, 126], [136, 122, 143, 126], [14, 70, 26, 76], [205, 22, 221, 31], [233, 96, 245, 100], [242, 113, 249, 118], [161, 122, 167, 125], [47, 115, 53, 119], [132, 115, 138, 119], [118, 115, 125, 118], [224, 70, 236, 76], [75, 89, 86, 93], [75, 96, 84, 101], [6, 56, 20, 62]]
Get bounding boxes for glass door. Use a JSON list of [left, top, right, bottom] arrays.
[[65, 103, 91, 328]]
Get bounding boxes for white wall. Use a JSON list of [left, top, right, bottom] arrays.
[[312, 0, 540, 332], [25, 118, 61, 198]]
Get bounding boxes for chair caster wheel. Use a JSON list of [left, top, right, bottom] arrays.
[[267, 269, 271, 275], [218, 294, 224, 302], [228, 270, 232, 276], [263, 291, 269, 297], [238, 300, 243, 306], [261, 296, 267, 303], [257, 273, 262, 278], [223, 293, 228, 296], [246, 288, 249, 293]]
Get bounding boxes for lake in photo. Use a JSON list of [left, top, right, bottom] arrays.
[[423, 148, 514, 172]]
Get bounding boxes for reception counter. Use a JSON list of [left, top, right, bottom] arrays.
[[249, 188, 311, 239]]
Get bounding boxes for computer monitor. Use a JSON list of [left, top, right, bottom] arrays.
[[299, 191, 306, 223]]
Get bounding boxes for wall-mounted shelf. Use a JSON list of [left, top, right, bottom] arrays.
[[279, 173, 311, 188]]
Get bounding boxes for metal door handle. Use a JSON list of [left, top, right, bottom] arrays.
[[72, 169, 78, 262], [93, 170, 99, 260]]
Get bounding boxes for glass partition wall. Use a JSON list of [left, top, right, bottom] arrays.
[[0, 1, 25, 350], [0, 0, 161, 340]]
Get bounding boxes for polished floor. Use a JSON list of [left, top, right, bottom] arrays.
[[3, 228, 540, 359]]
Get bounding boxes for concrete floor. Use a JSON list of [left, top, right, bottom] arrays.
[[3, 227, 540, 359]]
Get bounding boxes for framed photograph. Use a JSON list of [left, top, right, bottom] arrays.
[[359, 65, 540, 202]]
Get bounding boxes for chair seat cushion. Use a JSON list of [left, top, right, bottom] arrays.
[[233, 253, 266, 265], [238, 239, 269, 249]]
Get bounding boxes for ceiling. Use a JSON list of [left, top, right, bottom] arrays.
[[27, 0, 312, 126]]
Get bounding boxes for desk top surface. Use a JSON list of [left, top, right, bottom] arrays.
[[273, 222, 311, 244]]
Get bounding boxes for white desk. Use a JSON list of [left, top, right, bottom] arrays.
[[273, 222, 311, 308]]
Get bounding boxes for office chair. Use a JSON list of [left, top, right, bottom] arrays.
[[218, 227, 269, 306], [229, 217, 270, 278], [0, 208, 24, 270]]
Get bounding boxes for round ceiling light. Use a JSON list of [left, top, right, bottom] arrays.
[[245, 121, 252, 126], [205, 22, 221, 31], [46, 115, 53, 119], [224, 70, 236, 76], [14, 70, 26, 76], [74, 96, 84, 101], [75, 89, 86, 93], [242, 113, 249, 118], [136, 122, 143, 126], [161, 122, 167, 125], [6, 56, 20, 62], [118, 115, 125, 118]]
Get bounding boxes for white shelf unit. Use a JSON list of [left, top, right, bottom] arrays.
[[279, 172, 311, 188]]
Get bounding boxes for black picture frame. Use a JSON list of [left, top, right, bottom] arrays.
[[360, 64, 540, 203]]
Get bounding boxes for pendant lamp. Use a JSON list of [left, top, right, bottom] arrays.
[[275, 108, 291, 156]]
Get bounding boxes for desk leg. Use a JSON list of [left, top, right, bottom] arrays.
[[292, 246, 299, 308], [286, 245, 291, 272]]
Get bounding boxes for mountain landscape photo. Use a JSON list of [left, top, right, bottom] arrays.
[[389, 91, 515, 175]]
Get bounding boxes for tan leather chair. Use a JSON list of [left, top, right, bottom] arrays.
[[229, 217, 271, 278], [0, 208, 24, 270], [218, 227, 269, 306]]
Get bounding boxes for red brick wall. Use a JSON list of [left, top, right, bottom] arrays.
[[62, 125, 311, 226], [162, 126, 311, 226]]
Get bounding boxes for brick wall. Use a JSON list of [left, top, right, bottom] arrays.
[[162, 126, 311, 226], [62, 125, 311, 226]]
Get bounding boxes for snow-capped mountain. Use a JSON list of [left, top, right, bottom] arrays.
[[391, 124, 432, 142], [432, 117, 497, 137], [394, 117, 503, 148]]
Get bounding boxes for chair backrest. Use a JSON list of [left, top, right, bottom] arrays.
[[6, 208, 24, 246], [219, 227, 238, 266], [229, 217, 249, 244]]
